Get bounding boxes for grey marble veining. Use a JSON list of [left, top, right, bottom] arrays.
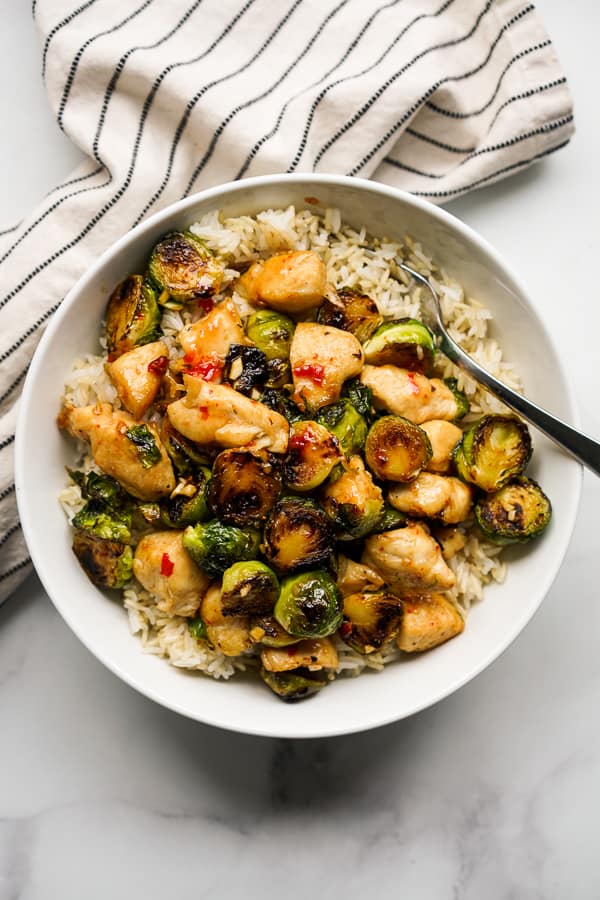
[[2, 1, 600, 897]]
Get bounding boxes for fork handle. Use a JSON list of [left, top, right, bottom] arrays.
[[439, 332, 600, 477]]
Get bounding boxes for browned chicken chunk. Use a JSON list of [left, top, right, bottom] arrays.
[[133, 531, 210, 616], [362, 523, 455, 594], [387, 472, 473, 524], [420, 419, 463, 473], [397, 593, 464, 652], [290, 322, 364, 411], [360, 365, 459, 423], [261, 638, 338, 673], [236, 250, 327, 313], [201, 583, 252, 657], [178, 299, 246, 361], [106, 340, 169, 418]]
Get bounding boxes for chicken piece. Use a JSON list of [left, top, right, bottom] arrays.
[[261, 637, 338, 673], [362, 523, 455, 594], [290, 322, 364, 411], [387, 472, 473, 524], [336, 555, 385, 596], [178, 299, 246, 361], [236, 250, 327, 314], [360, 365, 459, 424], [432, 526, 467, 560], [59, 403, 175, 500], [397, 593, 464, 652], [106, 340, 169, 418], [167, 377, 289, 453], [420, 419, 463, 473], [133, 531, 210, 616], [201, 583, 252, 657]]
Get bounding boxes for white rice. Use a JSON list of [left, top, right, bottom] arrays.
[[60, 206, 516, 682]]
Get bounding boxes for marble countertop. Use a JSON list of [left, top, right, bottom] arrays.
[[2, 2, 599, 897]]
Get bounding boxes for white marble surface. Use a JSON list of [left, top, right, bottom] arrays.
[[2, 2, 599, 897]]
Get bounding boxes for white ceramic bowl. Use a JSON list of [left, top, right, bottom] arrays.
[[16, 174, 581, 738]]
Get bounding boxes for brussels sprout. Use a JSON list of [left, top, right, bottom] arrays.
[[124, 424, 162, 468], [340, 591, 404, 654], [274, 570, 343, 638], [321, 457, 384, 540], [260, 667, 328, 702], [250, 615, 298, 647], [364, 415, 432, 482], [263, 497, 335, 572], [188, 615, 208, 642], [148, 231, 223, 307], [342, 378, 373, 421], [475, 476, 551, 543], [223, 344, 268, 395], [259, 388, 304, 423], [317, 288, 383, 343], [363, 318, 436, 372], [283, 420, 343, 492], [315, 399, 368, 455], [207, 449, 282, 526], [136, 501, 162, 524], [453, 415, 532, 492], [160, 420, 214, 476], [70, 471, 133, 543], [105, 274, 162, 357], [182, 520, 261, 577], [444, 377, 469, 421], [160, 469, 211, 528], [246, 309, 295, 360], [72, 531, 133, 589], [221, 561, 279, 617], [370, 503, 407, 534], [265, 357, 292, 389]]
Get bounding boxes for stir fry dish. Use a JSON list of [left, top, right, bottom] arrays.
[[58, 209, 551, 702]]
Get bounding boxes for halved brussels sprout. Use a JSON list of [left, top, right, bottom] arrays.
[[246, 309, 295, 360], [259, 388, 304, 423], [160, 468, 211, 528], [72, 531, 133, 589], [160, 420, 214, 476], [260, 667, 329, 702], [363, 318, 436, 372], [70, 471, 133, 543], [274, 570, 343, 638], [207, 449, 282, 526], [371, 503, 406, 534], [315, 399, 368, 455], [182, 520, 261, 577], [148, 231, 223, 307], [263, 497, 335, 572], [321, 457, 384, 540], [265, 358, 291, 389], [223, 344, 268, 395], [283, 420, 342, 492], [221, 561, 279, 617], [364, 415, 432, 481], [453, 415, 532, 492], [444, 377, 469, 422], [342, 378, 373, 420], [340, 591, 404, 654], [475, 476, 551, 543], [105, 274, 162, 357], [317, 287, 383, 343], [250, 615, 297, 647]]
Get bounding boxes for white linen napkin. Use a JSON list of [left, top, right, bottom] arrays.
[[0, 0, 573, 602]]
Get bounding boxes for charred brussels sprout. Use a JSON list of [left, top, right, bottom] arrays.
[[259, 388, 304, 424], [223, 344, 268, 395], [221, 561, 279, 617], [340, 591, 404, 654], [260, 667, 328, 702], [246, 309, 295, 360], [72, 531, 133, 589], [365, 415, 432, 482], [283, 420, 342, 492], [444, 377, 469, 422], [274, 570, 343, 638], [250, 615, 297, 647], [371, 503, 407, 534], [188, 615, 208, 642], [264, 497, 335, 573], [182, 520, 260, 577], [70, 471, 133, 543], [105, 274, 161, 357], [321, 457, 384, 540], [148, 231, 223, 307], [453, 415, 532, 492], [317, 288, 383, 343], [207, 449, 282, 526], [342, 378, 373, 421], [160, 468, 211, 528], [475, 476, 551, 543], [315, 399, 368, 455], [160, 420, 214, 476], [363, 318, 436, 372]]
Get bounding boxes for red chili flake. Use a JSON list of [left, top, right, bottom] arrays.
[[198, 405, 209, 420], [292, 363, 325, 385], [197, 297, 214, 315], [340, 621, 353, 637], [407, 372, 420, 395], [147, 355, 169, 376], [184, 353, 223, 382], [160, 553, 175, 577]]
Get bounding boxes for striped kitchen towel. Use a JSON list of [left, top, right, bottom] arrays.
[[0, 0, 573, 601]]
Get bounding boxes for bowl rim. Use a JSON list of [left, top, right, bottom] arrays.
[[15, 173, 583, 738]]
